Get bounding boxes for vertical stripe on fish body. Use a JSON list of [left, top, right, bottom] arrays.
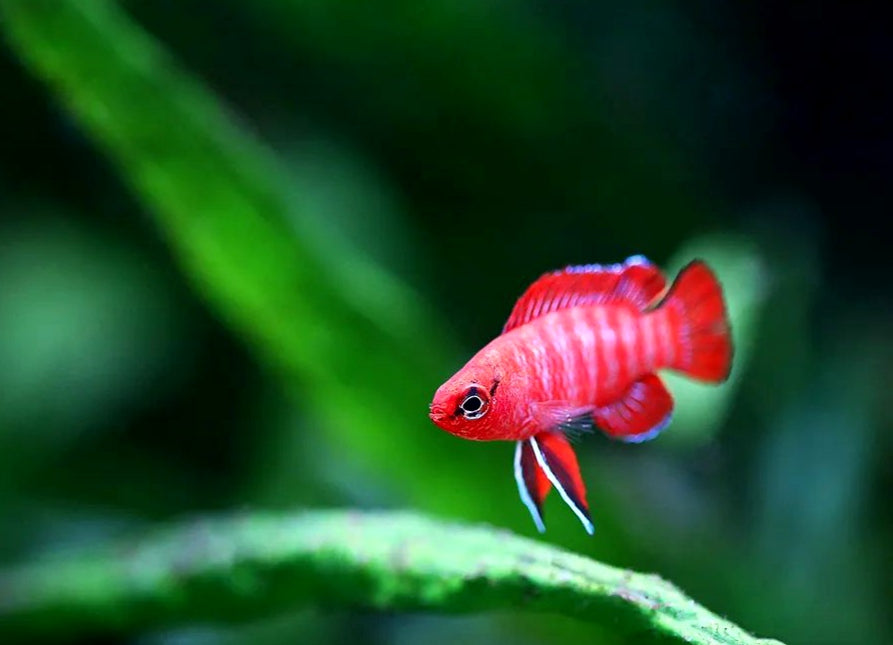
[[505, 304, 671, 412]]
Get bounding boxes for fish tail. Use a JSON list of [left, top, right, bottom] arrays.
[[655, 260, 732, 382]]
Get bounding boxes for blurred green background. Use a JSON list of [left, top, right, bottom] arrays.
[[0, 1, 890, 644]]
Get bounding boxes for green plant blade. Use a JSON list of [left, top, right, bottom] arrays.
[[0, 510, 784, 645], [0, 0, 479, 514]]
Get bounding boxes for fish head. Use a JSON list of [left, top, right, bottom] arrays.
[[429, 364, 504, 440]]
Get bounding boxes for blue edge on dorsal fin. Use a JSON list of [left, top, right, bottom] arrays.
[[564, 255, 652, 274]]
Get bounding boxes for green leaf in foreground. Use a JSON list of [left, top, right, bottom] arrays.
[[0, 510, 784, 645]]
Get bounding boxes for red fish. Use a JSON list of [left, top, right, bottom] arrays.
[[428, 256, 732, 534]]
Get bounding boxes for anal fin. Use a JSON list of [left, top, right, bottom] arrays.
[[594, 373, 674, 443]]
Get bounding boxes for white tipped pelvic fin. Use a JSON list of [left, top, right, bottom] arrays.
[[514, 440, 546, 533], [530, 436, 595, 535]]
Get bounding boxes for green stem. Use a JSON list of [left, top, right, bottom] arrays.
[[0, 510, 783, 645]]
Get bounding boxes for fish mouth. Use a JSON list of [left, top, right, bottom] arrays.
[[428, 405, 447, 424]]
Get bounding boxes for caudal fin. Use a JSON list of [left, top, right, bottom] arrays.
[[657, 260, 732, 382]]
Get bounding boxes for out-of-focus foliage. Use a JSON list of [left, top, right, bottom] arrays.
[[0, 0, 889, 644]]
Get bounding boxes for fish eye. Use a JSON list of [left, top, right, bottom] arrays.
[[459, 387, 489, 420]]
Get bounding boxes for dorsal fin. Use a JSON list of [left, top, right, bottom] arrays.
[[502, 256, 666, 333]]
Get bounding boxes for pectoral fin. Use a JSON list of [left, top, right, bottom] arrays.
[[529, 432, 594, 534], [529, 401, 595, 439]]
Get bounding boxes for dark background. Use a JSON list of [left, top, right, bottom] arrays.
[[1, 2, 890, 644]]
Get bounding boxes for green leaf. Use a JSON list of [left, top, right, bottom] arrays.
[[0, 0, 478, 514], [0, 510, 784, 645]]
